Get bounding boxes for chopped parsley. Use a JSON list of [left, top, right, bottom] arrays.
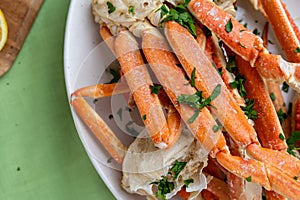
[[213, 125, 222, 132], [239, 42, 246, 48], [93, 99, 98, 104], [107, 157, 113, 163], [177, 84, 221, 123], [295, 47, 300, 53], [277, 109, 287, 123], [241, 98, 258, 120], [107, 68, 121, 84], [151, 177, 174, 200], [184, 179, 194, 187], [150, 85, 162, 94], [107, 2, 116, 14], [190, 68, 196, 87], [286, 131, 300, 156], [128, 5, 135, 14], [253, 28, 260, 36], [279, 133, 285, 141], [246, 176, 252, 182], [171, 160, 187, 179], [225, 18, 233, 33], [150, 159, 191, 200], [160, 0, 196, 37], [230, 74, 247, 98], [282, 82, 289, 93], [270, 93, 276, 101], [226, 56, 237, 73], [142, 114, 147, 120], [294, 176, 298, 180]]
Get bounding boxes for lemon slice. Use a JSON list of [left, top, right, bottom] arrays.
[[0, 9, 8, 51]]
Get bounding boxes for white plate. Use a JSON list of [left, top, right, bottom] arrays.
[[64, 1, 300, 199]]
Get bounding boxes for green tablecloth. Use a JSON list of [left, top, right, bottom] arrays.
[[0, 0, 114, 199]]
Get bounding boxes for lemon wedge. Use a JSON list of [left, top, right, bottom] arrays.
[[0, 9, 8, 51]]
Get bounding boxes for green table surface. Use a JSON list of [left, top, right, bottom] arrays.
[[0, 0, 115, 199]]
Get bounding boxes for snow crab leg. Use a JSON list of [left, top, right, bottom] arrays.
[[256, 0, 300, 62], [188, 0, 300, 92]]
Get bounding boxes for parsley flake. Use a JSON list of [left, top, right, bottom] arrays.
[[151, 177, 175, 200], [241, 98, 258, 120], [286, 131, 300, 156], [230, 74, 247, 98], [128, 5, 135, 14], [282, 82, 289, 93], [253, 28, 260, 36], [279, 133, 285, 141], [107, 68, 120, 84], [107, 2, 116, 14], [178, 84, 221, 123], [270, 93, 276, 101], [225, 18, 233, 33], [184, 179, 194, 187], [294, 176, 298, 180], [246, 176, 252, 182], [160, 2, 196, 37], [295, 47, 300, 53], [190, 68, 196, 87], [171, 160, 187, 179], [277, 109, 287, 123], [142, 114, 147, 120], [213, 125, 222, 132], [150, 85, 162, 94], [226, 56, 237, 73]]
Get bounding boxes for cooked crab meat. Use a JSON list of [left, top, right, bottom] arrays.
[[92, 0, 236, 36], [122, 128, 209, 199]]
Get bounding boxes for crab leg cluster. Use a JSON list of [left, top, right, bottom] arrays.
[[71, 0, 300, 199], [188, 0, 300, 92]]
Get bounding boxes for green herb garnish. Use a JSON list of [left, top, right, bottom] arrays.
[[128, 5, 135, 14], [282, 82, 289, 93], [241, 98, 258, 120], [150, 85, 162, 94], [225, 18, 233, 33], [279, 133, 285, 141], [151, 177, 175, 200], [171, 160, 187, 179], [190, 68, 196, 87], [286, 131, 300, 156], [160, 1, 196, 37], [142, 114, 147, 120], [246, 176, 252, 182], [226, 56, 237, 73], [184, 179, 194, 187], [277, 109, 287, 123], [295, 47, 300, 53], [270, 93, 276, 101], [213, 125, 222, 132], [230, 74, 247, 98], [178, 84, 221, 123], [239, 42, 246, 48], [108, 68, 120, 84], [253, 28, 260, 35], [107, 2, 116, 14], [294, 176, 298, 180]]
